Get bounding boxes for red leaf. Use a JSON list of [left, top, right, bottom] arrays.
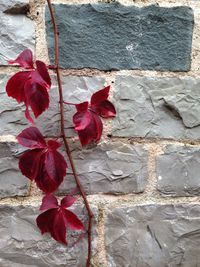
[[72, 86, 115, 146], [61, 195, 77, 208], [6, 71, 30, 103], [17, 127, 46, 148], [36, 60, 51, 88], [73, 110, 92, 131], [19, 149, 44, 180], [40, 194, 59, 211], [64, 210, 84, 230], [77, 112, 103, 146], [18, 127, 67, 193], [36, 195, 83, 245], [8, 49, 34, 69], [24, 80, 49, 118], [91, 100, 116, 118], [6, 50, 51, 122], [90, 86, 110, 105], [47, 140, 61, 150]]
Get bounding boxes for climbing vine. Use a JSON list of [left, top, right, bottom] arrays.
[[5, 1, 116, 266]]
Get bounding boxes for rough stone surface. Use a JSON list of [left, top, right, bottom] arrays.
[[112, 76, 200, 140], [0, 204, 97, 267], [156, 145, 200, 197], [0, 74, 105, 136], [105, 204, 200, 267], [45, 3, 194, 71], [0, 0, 35, 65], [0, 142, 29, 198], [58, 141, 148, 195]]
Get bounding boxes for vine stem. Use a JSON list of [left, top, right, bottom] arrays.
[[46, 1, 93, 266]]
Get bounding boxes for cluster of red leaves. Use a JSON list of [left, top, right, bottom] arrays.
[[17, 126, 67, 193], [5, 49, 116, 245], [73, 86, 116, 146], [6, 49, 51, 123], [37, 194, 84, 244]]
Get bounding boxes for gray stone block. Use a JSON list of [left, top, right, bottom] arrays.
[[58, 141, 148, 195], [45, 3, 193, 71], [105, 204, 200, 267], [0, 0, 35, 65], [156, 145, 200, 196], [0, 142, 29, 198], [0, 204, 97, 267], [112, 76, 200, 140], [0, 74, 105, 136]]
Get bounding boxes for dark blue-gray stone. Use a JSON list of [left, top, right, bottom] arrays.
[[45, 3, 194, 71]]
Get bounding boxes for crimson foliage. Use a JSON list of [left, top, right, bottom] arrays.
[[17, 126, 67, 193], [73, 86, 116, 146], [5, 49, 116, 245], [6, 49, 51, 123], [37, 194, 84, 244]]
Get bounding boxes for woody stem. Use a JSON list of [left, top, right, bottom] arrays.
[[46, 1, 93, 266]]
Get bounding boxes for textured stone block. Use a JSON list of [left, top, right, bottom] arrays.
[[58, 141, 148, 195], [0, 204, 97, 267], [0, 0, 35, 65], [0, 74, 105, 136], [105, 204, 200, 267], [156, 145, 200, 196], [0, 142, 29, 198], [112, 76, 200, 140], [45, 3, 194, 71]]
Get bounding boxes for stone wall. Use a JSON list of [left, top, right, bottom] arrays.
[[1, 0, 200, 266]]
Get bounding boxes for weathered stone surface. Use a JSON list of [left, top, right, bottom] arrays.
[[0, 74, 105, 136], [0, 142, 29, 198], [112, 76, 200, 140], [58, 141, 148, 195], [45, 3, 194, 71], [0, 0, 35, 65], [0, 204, 97, 267], [105, 204, 200, 267], [156, 145, 200, 196]]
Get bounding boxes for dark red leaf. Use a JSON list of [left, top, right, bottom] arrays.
[[36, 60, 51, 88], [40, 194, 59, 211], [90, 86, 110, 105], [75, 101, 89, 112], [6, 71, 30, 103], [6, 51, 51, 122], [36, 195, 83, 245], [91, 100, 116, 118], [31, 69, 49, 90], [17, 127, 46, 148], [61, 195, 77, 208], [19, 149, 44, 180], [64, 210, 84, 230], [77, 112, 103, 146], [47, 140, 61, 150], [24, 80, 49, 118], [17, 127, 67, 193], [8, 49, 34, 69], [37, 209, 56, 234], [73, 110, 92, 131]]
